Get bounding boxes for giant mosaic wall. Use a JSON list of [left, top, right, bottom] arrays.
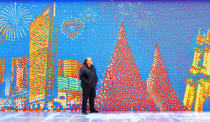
[[0, 1, 209, 112]]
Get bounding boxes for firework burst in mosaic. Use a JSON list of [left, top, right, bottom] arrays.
[[118, 2, 134, 18], [0, 3, 33, 41], [0, 20, 9, 44], [61, 17, 85, 40], [118, 2, 154, 29], [80, 7, 99, 24], [133, 10, 154, 29]]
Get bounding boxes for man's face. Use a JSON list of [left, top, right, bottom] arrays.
[[86, 58, 93, 66]]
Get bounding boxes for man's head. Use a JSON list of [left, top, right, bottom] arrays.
[[83, 57, 93, 67]]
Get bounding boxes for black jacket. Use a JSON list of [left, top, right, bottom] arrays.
[[79, 64, 98, 88]]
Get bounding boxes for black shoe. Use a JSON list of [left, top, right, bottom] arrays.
[[90, 110, 99, 113], [82, 111, 88, 115]]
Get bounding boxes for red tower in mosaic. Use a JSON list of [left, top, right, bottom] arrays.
[[146, 44, 188, 111], [97, 23, 158, 111]]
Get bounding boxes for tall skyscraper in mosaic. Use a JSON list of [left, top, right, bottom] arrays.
[[29, 3, 57, 108], [0, 58, 5, 98], [10, 56, 29, 109]]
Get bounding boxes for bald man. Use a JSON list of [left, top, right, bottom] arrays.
[[79, 57, 99, 115]]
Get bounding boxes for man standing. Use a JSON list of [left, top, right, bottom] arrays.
[[79, 57, 99, 115]]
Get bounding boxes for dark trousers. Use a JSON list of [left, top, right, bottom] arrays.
[[82, 86, 96, 112]]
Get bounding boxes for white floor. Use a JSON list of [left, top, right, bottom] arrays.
[[0, 111, 209, 122]]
